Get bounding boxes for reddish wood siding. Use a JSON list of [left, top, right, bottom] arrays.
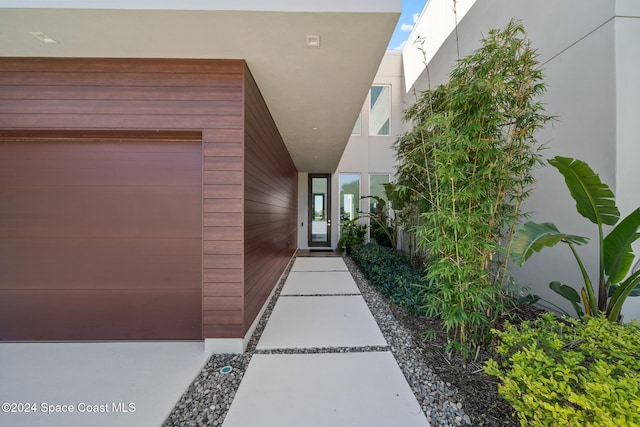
[[0, 133, 202, 340], [0, 58, 297, 341], [242, 64, 298, 334], [0, 58, 246, 340]]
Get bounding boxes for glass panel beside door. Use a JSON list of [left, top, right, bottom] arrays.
[[308, 174, 331, 247]]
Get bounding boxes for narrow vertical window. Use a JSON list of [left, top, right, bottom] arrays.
[[369, 85, 391, 136], [339, 173, 361, 224]]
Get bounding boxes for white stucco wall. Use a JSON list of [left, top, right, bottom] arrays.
[[334, 51, 403, 247], [403, 0, 640, 319], [615, 7, 640, 320], [402, 0, 475, 93]]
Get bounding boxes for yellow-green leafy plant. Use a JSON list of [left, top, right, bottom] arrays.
[[485, 313, 640, 426]]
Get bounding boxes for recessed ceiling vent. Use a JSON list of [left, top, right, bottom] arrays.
[[306, 35, 320, 47]]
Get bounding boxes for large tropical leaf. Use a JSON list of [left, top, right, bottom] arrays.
[[604, 208, 640, 284], [607, 270, 640, 321], [608, 283, 640, 297], [510, 221, 588, 267], [548, 156, 619, 226], [549, 281, 584, 318]]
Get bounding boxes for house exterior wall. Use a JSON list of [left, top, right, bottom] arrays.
[[332, 52, 403, 247], [0, 57, 298, 343], [402, 0, 640, 319], [614, 5, 640, 320], [242, 64, 298, 335]]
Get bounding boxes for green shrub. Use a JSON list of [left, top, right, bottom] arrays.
[[350, 243, 429, 315], [485, 313, 640, 426], [391, 20, 553, 355]]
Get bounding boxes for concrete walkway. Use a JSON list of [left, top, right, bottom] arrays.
[[222, 256, 430, 427], [0, 341, 209, 427]]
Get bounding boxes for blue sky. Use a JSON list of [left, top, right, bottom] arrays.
[[388, 0, 428, 50]]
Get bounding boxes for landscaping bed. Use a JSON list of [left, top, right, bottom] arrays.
[[343, 252, 526, 426]]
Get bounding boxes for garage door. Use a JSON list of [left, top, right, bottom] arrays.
[[0, 132, 202, 340]]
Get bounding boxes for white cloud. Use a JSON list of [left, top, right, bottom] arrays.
[[412, 12, 420, 23], [393, 40, 407, 51], [400, 23, 414, 32]]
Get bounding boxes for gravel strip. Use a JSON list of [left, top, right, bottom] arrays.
[[343, 256, 471, 426], [163, 255, 470, 427]]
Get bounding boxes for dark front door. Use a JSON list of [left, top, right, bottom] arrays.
[[308, 174, 331, 247]]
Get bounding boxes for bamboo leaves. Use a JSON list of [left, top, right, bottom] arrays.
[[392, 20, 552, 356]]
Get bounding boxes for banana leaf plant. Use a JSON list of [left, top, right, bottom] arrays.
[[510, 156, 640, 321]]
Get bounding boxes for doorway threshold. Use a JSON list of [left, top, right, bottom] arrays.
[[297, 249, 341, 257]]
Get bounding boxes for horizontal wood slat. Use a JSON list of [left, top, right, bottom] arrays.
[[204, 142, 243, 157], [0, 57, 246, 73], [0, 129, 203, 141], [0, 99, 243, 115], [203, 310, 243, 325], [204, 282, 243, 298], [0, 85, 242, 102], [204, 240, 243, 255], [204, 296, 243, 312], [0, 71, 243, 87], [0, 114, 242, 129], [204, 171, 243, 185], [204, 156, 243, 171], [204, 198, 243, 213], [203, 324, 244, 339], [203, 213, 243, 228], [203, 185, 243, 199], [204, 227, 243, 241], [241, 64, 297, 334], [204, 254, 243, 269], [204, 269, 243, 283]]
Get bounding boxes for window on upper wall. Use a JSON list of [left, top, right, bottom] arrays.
[[369, 85, 391, 136], [351, 113, 362, 136], [339, 173, 361, 225]]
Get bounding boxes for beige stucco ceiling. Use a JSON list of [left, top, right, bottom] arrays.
[[0, 2, 400, 172]]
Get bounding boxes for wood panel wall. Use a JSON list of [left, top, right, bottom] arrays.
[[242, 65, 298, 334], [0, 58, 247, 339], [0, 58, 297, 340]]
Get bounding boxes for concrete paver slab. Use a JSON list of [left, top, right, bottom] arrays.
[[281, 271, 360, 295], [0, 342, 208, 427], [291, 257, 348, 272], [222, 352, 430, 427], [256, 296, 387, 349]]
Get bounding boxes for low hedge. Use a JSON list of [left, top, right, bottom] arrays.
[[349, 243, 429, 315], [485, 313, 640, 426]]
